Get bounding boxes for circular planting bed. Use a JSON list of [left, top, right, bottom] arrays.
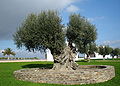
[[14, 65, 115, 85]]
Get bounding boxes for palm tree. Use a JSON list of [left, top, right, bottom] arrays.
[[2, 48, 16, 60]]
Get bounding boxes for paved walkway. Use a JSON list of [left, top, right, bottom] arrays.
[[0, 59, 47, 63]]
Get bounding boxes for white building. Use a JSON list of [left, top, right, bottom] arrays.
[[45, 41, 117, 61], [46, 49, 54, 61], [46, 51, 117, 61]]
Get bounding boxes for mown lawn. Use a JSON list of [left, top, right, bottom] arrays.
[[0, 60, 120, 86]]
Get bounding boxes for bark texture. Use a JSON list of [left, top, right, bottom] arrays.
[[52, 46, 78, 71]]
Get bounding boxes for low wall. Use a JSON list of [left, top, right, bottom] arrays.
[[14, 65, 115, 85]]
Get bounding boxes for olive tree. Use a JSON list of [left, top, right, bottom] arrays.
[[13, 11, 97, 70], [98, 45, 112, 60], [66, 14, 97, 60], [87, 43, 98, 62], [13, 11, 78, 70], [111, 48, 120, 58]]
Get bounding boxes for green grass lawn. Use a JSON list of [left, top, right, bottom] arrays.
[[0, 60, 120, 86]]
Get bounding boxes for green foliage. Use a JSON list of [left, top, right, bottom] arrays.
[[88, 43, 98, 56], [13, 11, 65, 56], [13, 11, 97, 59], [98, 45, 113, 57], [111, 48, 120, 58], [67, 14, 97, 54], [0, 57, 8, 60], [33, 57, 38, 59], [2, 48, 16, 57]]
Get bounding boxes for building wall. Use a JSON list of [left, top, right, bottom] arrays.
[[46, 49, 54, 61], [46, 50, 117, 61]]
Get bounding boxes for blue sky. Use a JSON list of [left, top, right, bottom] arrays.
[[0, 0, 120, 58]]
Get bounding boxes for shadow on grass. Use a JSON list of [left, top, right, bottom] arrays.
[[22, 64, 53, 69]]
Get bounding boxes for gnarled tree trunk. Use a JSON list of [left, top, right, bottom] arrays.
[[52, 46, 78, 71], [86, 54, 90, 62]]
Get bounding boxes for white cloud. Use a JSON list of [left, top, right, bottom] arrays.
[[8, 0, 76, 11], [66, 5, 79, 13], [100, 40, 120, 48], [88, 16, 105, 22], [103, 40, 120, 45]]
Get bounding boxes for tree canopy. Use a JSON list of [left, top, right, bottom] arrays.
[[66, 14, 97, 55], [87, 43, 98, 57], [98, 45, 112, 59], [13, 11, 65, 56], [111, 48, 120, 58], [2, 48, 15, 59], [13, 11, 97, 70]]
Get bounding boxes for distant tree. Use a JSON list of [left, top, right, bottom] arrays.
[[98, 45, 112, 60], [87, 43, 98, 62], [119, 49, 120, 58], [111, 48, 120, 58], [2, 48, 16, 59], [33, 57, 38, 59], [66, 14, 97, 60]]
